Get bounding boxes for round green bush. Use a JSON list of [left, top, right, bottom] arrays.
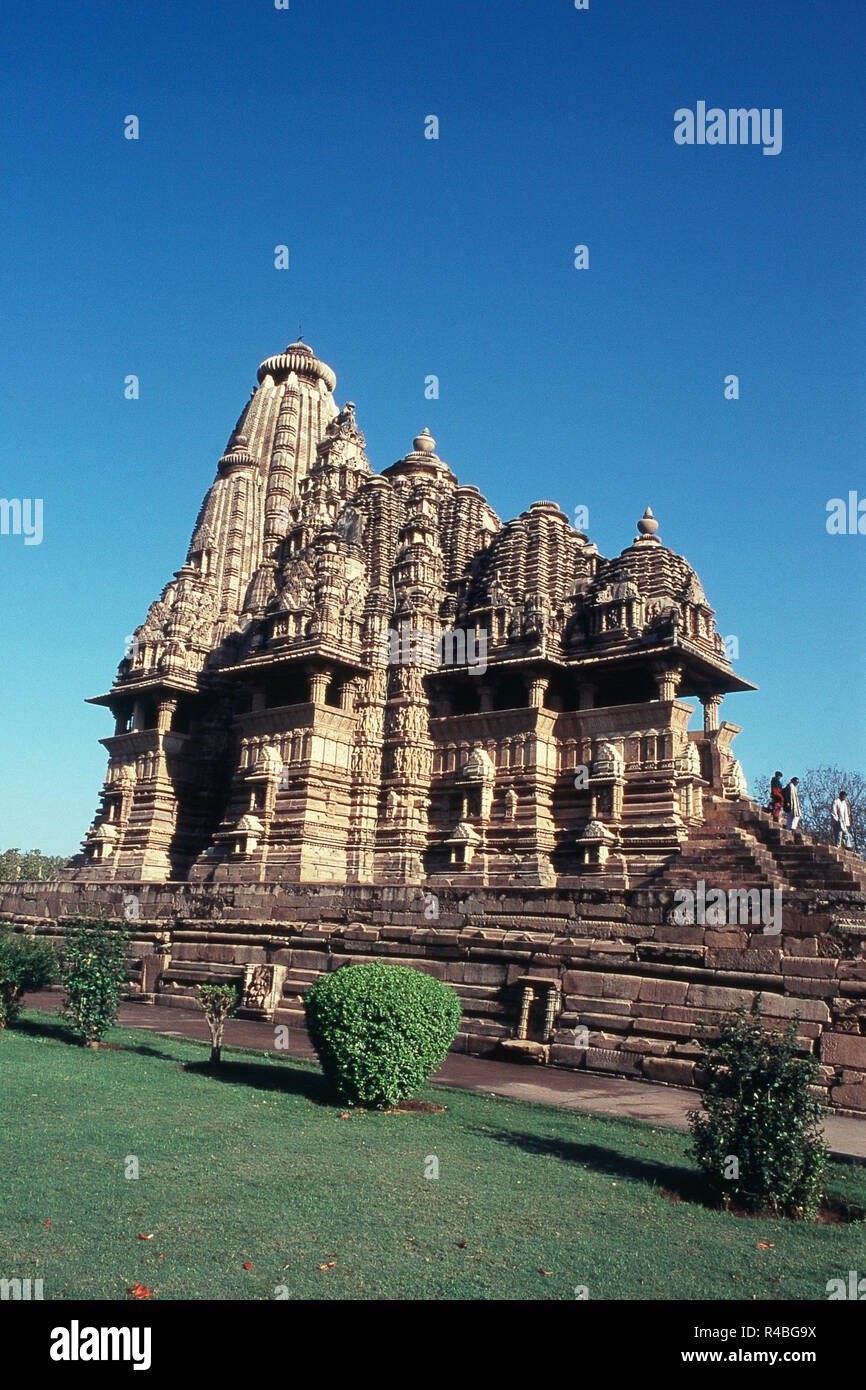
[[305, 961, 462, 1108]]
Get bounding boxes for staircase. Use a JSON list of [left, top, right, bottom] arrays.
[[657, 822, 780, 889], [709, 799, 866, 893], [648, 797, 866, 895]]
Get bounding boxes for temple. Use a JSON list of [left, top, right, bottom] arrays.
[[69, 338, 758, 890], [4, 336, 863, 1111]]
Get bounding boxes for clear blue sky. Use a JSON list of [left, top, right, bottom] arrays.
[[0, 0, 863, 856]]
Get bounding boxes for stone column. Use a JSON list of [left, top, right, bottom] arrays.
[[653, 663, 683, 702], [528, 677, 548, 709], [309, 668, 331, 704], [702, 694, 723, 732], [543, 985, 559, 1040], [517, 987, 534, 1040], [156, 698, 178, 732]]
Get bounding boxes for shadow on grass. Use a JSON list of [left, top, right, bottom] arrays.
[[478, 1127, 706, 1205], [13, 1015, 77, 1046], [184, 1056, 334, 1105], [13, 1015, 178, 1062], [106, 1042, 180, 1062]]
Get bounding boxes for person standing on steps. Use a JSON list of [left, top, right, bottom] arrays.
[[770, 770, 785, 824], [832, 790, 854, 849], [784, 777, 801, 832]]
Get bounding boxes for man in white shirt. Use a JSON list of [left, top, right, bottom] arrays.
[[832, 790, 853, 849]]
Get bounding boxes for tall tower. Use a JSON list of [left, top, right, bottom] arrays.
[[73, 341, 343, 880]]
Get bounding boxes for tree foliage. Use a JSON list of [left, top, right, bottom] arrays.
[[688, 1006, 828, 1219], [195, 983, 240, 1065], [62, 914, 129, 1046], [0, 926, 58, 1027], [0, 848, 69, 881]]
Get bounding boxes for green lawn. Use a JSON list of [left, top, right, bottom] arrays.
[[1, 1010, 864, 1301]]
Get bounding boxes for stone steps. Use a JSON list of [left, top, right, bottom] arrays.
[[662, 798, 866, 895]]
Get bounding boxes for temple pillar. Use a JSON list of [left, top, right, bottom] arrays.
[[309, 668, 331, 704], [702, 694, 723, 732], [653, 663, 683, 702], [157, 698, 178, 732], [528, 677, 548, 709]]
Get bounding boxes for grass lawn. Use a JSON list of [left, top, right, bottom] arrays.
[[2, 1009, 864, 1301]]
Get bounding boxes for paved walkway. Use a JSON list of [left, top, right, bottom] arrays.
[[25, 996, 866, 1162]]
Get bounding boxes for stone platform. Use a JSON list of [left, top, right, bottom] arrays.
[[4, 838, 866, 1114]]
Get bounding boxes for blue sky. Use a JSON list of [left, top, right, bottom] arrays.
[[0, 0, 863, 855]]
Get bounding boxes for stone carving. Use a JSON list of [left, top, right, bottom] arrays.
[[241, 963, 287, 1017]]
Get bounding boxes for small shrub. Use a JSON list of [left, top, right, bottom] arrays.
[[62, 914, 129, 1046], [305, 961, 462, 1108], [196, 983, 240, 1065], [688, 1005, 828, 1219], [0, 926, 57, 1027]]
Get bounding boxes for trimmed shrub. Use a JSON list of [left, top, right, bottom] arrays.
[[0, 926, 57, 1027], [62, 914, 129, 1046], [196, 983, 240, 1065], [688, 1005, 828, 1219], [305, 961, 462, 1107]]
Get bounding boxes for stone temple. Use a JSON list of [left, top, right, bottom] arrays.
[[70, 337, 755, 889], [4, 338, 866, 1111]]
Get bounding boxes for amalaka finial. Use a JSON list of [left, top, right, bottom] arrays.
[[413, 428, 436, 454], [637, 506, 660, 539]]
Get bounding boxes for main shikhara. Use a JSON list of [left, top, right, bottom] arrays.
[[70, 337, 756, 887]]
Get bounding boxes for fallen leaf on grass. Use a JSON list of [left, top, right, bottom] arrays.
[[456, 1240, 467, 1249], [138, 1233, 154, 1241], [43, 1219, 52, 1228], [539, 1269, 554, 1277], [316, 1261, 337, 1271], [757, 1243, 775, 1250], [127, 1284, 154, 1300], [243, 1262, 253, 1270]]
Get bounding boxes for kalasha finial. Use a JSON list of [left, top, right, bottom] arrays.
[[413, 428, 436, 454], [637, 506, 660, 538], [297, 324, 303, 342]]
